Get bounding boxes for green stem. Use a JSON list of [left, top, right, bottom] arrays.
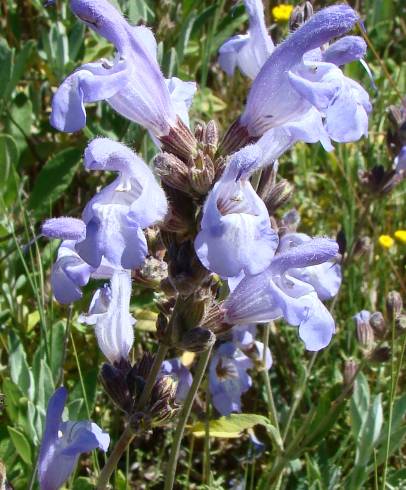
[[164, 345, 213, 490], [262, 324, 281, 438], [282, 352, 317, 442], [381, 322, 406, 489], [96, 343, 169, 489], [96, 425, 136, 490]]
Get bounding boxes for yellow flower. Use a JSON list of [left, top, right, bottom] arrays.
[[394, 230, 406, 244], [272, 4, 293, 22], [378, 235, 394, 249]]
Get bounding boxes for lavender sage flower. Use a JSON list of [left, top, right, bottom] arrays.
[[38, 387, 109, 490], [76, 138, 168, 270], [278, 232, 342, 300], [219, 0, 273, 79], [194, 145, 278, 277], [236, 5, 370, 144], [51, 0, 196, 138], [41, 217, 116, 304], [224, 237, 339, 351], [209, 342, 253, 415], [79, 271, 135, 364]]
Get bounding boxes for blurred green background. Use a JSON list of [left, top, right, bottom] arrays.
[[0, 0, 405, 488]]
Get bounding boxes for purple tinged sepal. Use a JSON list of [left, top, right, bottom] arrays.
[[79, 271, 135, 364], [76, 138, 167, 270], [195, 145, 278, 278], [38, 387, 109, 490]]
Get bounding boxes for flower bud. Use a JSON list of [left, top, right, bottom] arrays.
[[354, 311, 374, 351], [386, 290, 403, 321], [100, 362, 132, 413], [154, 152, 192, 193], [204, 120, 219, 156], [262, 179, 294, 215], [369, 346, 391, 363], [189, 152, 215, 195], [369, 311, 387, 339], [178, 327, 216, 352], [289, 1, 313, 32], [343, 359, 358, 391]]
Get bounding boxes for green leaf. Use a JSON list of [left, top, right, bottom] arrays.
[[0, 134, 19, 204], [6, 92, 33, 155], [193, 88, 226, 116], [28, 147, 82, 216], [35, 360, 55, 411], [191, 413, 271, 438], [72, 477, 95, 490], [5, 41, 35, 99], [50, 320, 67, 381], [356, 394, 383, 466], [8, 331, 34, 401], [351, 372, 370, 439], [0, 39, 13, 97], [7, 426, 32, 465]]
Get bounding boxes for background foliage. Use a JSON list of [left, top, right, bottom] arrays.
[[0, 0, 405, 488]]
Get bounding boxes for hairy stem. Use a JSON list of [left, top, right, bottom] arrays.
[[164, 345, 213, 490]]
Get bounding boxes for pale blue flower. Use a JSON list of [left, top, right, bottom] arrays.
[[79, 271, 135, 364], [76, 138, 168, 270], [224, 237, 339, 351], [278, 232, 342, 301], [38, 387, 109, 490], [42, 237, 115, 304], [238, 5, 370, 144], [51, 0, 195, 137], [219, 0, 273, 79], [209, 342, 252, 415], [194, 145, 278, 278]]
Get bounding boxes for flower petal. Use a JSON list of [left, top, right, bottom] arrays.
[[323, 36, 367, 65]]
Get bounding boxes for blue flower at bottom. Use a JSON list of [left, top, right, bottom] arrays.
[[209, 342, 253, 416], [38, 387, 109, 490]]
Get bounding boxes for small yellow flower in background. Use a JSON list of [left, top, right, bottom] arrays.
[[272, 4, 293, 22], [378, 235, 394, 249], [394, 230, 406, 244]]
